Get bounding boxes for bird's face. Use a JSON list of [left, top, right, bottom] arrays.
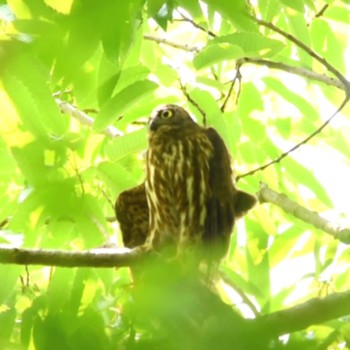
[[149, 104, 195, 132]]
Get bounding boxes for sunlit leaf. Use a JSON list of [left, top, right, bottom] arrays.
[[105, 128, 147, 161], [215, 33, 284, 58], [94, 81, 158, 131], [194, 43, 244, 69], [280, 0, 305, 12]]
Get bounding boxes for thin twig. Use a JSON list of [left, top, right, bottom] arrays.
[[176, 9, 216, 38], [315, 4, 329, 18], [238, 57, 344, 90], [56, 99, 123, 138], [237, 95, 349, 180], [143, 34, 200, 53], [221, 63, 242, 112], [180, 82, 208, 126], [0, 217, 9, 228]]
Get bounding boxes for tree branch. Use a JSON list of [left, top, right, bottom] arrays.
[[252, 289, 350, 337], [180, 81, 208, 126], [257, 182, 350, 243], [0, 246, 145, 267], [176, 10, 216, 38], [143, 34, 200, 53], [56, 99, 123, 138], [238, 57, 344, 90], [220, 62, 242, 112]]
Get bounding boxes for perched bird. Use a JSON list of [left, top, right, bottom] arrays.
[[116, 104, 256, 262]]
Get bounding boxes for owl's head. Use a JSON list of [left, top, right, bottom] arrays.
[[149, 104, 195, 131]]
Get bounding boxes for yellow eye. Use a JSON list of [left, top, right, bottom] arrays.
[[160, 109, 173, 119]]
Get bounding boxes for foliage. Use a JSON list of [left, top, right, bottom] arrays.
[[1, 0, 350, 349]]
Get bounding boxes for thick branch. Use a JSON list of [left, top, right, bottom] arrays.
[[56, 99, 123, 138], [257, 182, 350, 243], [0, 246, 145, 267], [252, 289, 350, 337]]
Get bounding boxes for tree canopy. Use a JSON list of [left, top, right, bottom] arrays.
[[1, 0, 350, 349]]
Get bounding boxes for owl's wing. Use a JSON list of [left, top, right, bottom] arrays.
[[115, 183, 149, 248], [204, 128, 256, 259], [204, 128, 236, 259]]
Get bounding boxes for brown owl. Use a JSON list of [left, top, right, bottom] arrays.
[[115, 104, 256, 262]]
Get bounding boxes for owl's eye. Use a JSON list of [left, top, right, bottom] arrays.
[[160, 109, 173, 119]]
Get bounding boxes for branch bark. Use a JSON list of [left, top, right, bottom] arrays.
[[238, 57, 344, 90], [56, 99, 123, 138], [143, 34, 200, 52], [252, 289, 350, 337], [0, 246, 144, 267], [257, 182, 350, 243]]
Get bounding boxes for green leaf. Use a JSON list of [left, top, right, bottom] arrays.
[[205, 0, 257, 31], [195, 76, 225, 92], [325, 5, 350, 23], [176, 0, 203, 18], [194, 43, 244, 69], [310, 19, 330, 57], [97, 161, 140, 194], [270, 285, 296, 311], [94, 80, 158, 131], [44, 0, 74, 14], [238, 83, 264, 117], [153, 1, 174, 30], [1, 47, 66, 141], [70, 269, 91, 315], [147, 0, 166, 17], [240, 117, 267, 144], [0, 265, 21, 304], [274, 117, 292, 138], [285, 12, 312, 67], [69, 308, 109, 349], [113, 65, 151, 96], [310, 19, 345, 73], [264, 77, 319, 123], [280, 0, 305, 12], [269, 225, 303, 266], [47, 268, 76, 313], [283, 157, 332, 207], [105, 128, 147, 161], [215, 33, 284, 58], [238, 140, 268, 164], [221, 266, 265, 299], [11, 143, 48, 188], [258, 0, 282, 22]]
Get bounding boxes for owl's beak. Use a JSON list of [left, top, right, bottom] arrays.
[[149, 117, 161, 131]]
